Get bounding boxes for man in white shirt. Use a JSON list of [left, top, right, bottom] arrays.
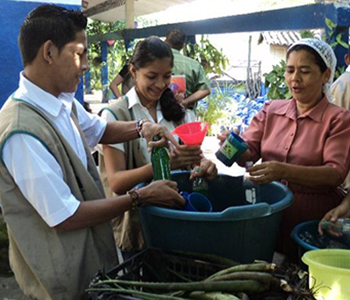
[[331, 50, 350, 191], [0, 4, 184, 299]]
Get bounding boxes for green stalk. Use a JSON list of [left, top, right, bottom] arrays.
[[189, 291, 241, 300], [92, 279, 268, 294], [86, 287, 187, 300], [208, 271, 279, 286], [206, 263, 276, 281]]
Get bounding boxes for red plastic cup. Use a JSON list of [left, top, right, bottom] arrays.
[[171, 122, 209, 146]]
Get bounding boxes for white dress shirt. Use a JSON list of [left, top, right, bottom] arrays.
[[1, 72, 107, 227], [101, 87, 193, 162]]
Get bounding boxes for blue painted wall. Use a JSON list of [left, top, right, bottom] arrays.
[[0, 0, 82, 109]]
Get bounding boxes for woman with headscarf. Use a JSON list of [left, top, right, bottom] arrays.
[[218, 38, 350, 261]]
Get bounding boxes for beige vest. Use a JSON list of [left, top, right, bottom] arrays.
[[0, 98, 118, 300], [99, 98, 149, 251], [99, 98, 185, 251]]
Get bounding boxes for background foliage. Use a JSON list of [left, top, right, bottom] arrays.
[[86, 20, 229, 92], [184, 36, 229, 76], [86, 19, 135, 91]]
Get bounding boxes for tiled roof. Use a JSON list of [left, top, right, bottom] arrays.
[[259, 30, 324, 46]]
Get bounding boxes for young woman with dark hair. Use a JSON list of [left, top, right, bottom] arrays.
[[99, 36, 217, 259]]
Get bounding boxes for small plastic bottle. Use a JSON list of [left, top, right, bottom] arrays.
[[151, 135, 171, 181], [320, 218, 350, 235], [243, 161, 260, 204], [192, 166, 209, 197]]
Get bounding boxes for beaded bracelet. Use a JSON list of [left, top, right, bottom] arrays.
[[127, 189, 141, 210]]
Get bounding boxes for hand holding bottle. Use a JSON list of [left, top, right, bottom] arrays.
[[319, 218, 350, 237], [190, 159, 218, 181], [245, 160, 286, 184], [318, 196, 350, 235], [169, 144, 202, 170], [142, 122, 179, 152]]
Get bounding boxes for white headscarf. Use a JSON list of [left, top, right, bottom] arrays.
[[287, 38, 337, 100]]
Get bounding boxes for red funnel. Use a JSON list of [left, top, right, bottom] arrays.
[[172, 122, 209, 145]]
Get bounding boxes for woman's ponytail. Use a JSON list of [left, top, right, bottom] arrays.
[[160, 88, 185, 122]]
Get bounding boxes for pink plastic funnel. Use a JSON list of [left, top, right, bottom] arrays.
[[171, 122, 209, 145]]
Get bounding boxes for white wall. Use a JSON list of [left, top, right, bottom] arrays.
[[199, 32, 285, 81]]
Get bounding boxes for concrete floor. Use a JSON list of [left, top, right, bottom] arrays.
[[0, 276, 30, 300]]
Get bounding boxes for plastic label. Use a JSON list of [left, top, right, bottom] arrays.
[[245, 187, 257, 204], [220, 140, 239, 159]]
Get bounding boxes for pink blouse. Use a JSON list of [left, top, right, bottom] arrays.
[[242, 97, 350, 185], [242, 97, 350, 260]]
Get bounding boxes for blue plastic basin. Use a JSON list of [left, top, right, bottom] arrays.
[[139, 171, 294, 263], [291, 220, 320, 253]]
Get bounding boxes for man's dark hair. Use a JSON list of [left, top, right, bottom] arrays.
[[165, 29, 186, 51], [18, 4, 87, 66]]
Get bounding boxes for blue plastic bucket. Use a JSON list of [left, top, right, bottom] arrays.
[[291, 220, 320, 253], [291, 220, 320, 268], [139, 171, 294, 263]]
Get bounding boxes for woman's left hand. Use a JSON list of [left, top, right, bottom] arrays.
[[190, 158, 218, 181], [170, 144, 202, 170], [247, 161, 286, 184], [142, 122, 179, 151], [318, 199, 350, 235]]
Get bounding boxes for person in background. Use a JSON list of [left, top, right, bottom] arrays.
[[319, 44, 350, 236], [99, 36, 217, 260], [0, 5, 185, 299], [109, 63, 134, 98], [331, 47, 350, 109], [331, 46, 350, 191], [165, 28, 210, 110], [218, 38, 350, 262]]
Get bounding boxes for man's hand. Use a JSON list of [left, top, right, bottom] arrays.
[[141, 123, 179, 151], [139, 180, 185, 208], [190, 159, 218, 181]]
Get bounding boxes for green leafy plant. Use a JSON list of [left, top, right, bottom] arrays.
[[86, 20, 228, 92], [184, 35, 229, 75], [196, 86, 235, 136], [325, 18, 349, 49], [300, 30, 314, 39], [86, 19, 144, 92], [325, 18, 349, 81], [263, 60, 292, 100]]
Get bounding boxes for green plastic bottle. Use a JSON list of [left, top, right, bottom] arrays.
[[320, 218, 350, 235], [151, 135, 171, 181], [192, 166, 209, 197]]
